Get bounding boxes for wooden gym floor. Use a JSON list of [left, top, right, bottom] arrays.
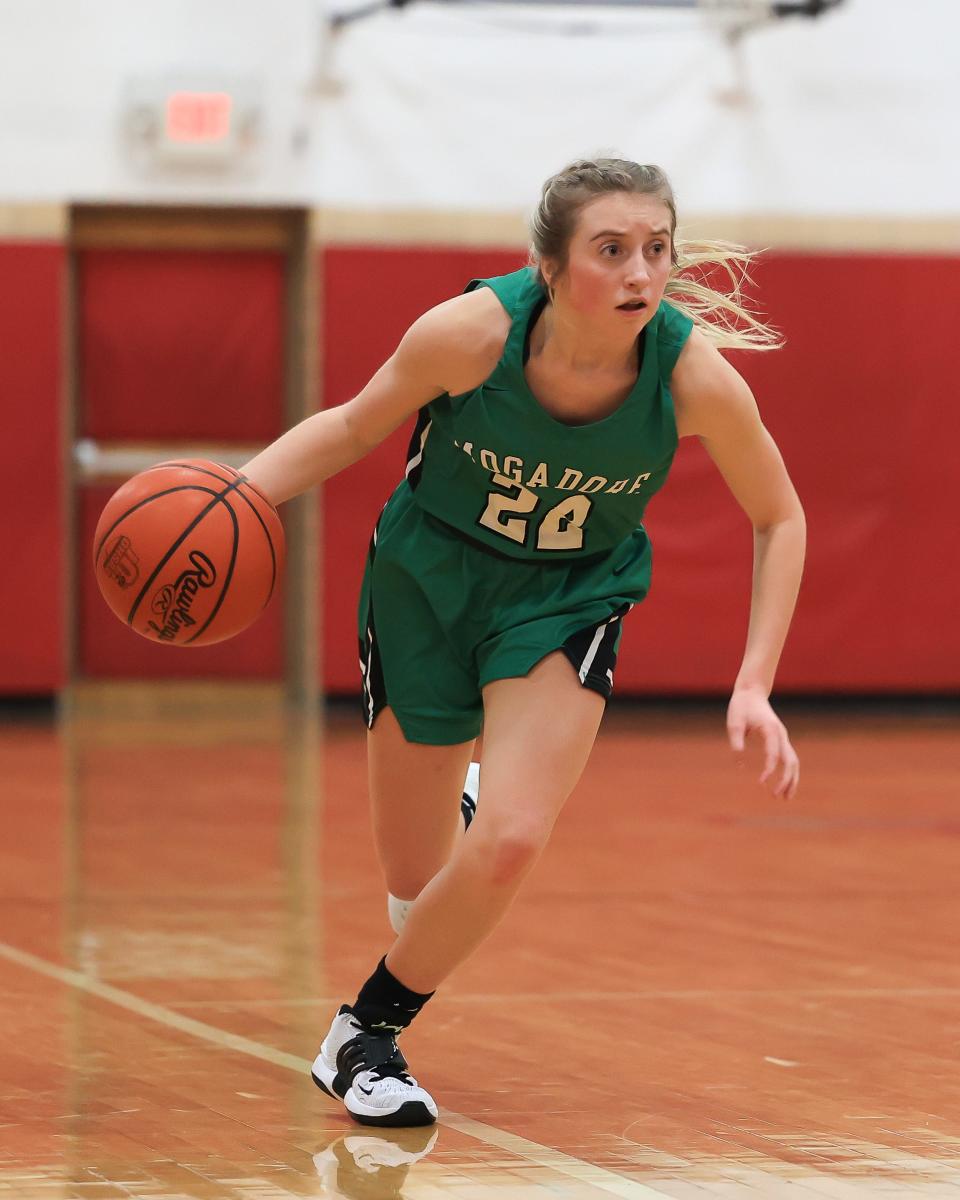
[[1, 691, 959, 1198]]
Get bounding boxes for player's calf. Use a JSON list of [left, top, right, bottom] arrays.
[[387, 761, 480, 934]]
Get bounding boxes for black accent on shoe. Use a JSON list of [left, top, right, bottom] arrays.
[[352, 1100, 436, 1129], [460, 790, 477, 831], [311, 1069, 348, 1101], [337, 1028, 413, 1089]]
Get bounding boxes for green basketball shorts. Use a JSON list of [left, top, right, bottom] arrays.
[[357, 482, 653, 745]]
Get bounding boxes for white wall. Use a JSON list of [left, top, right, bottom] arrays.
[[318, 0, 959, 218], [0, 0, 320, 203], [0, 0, 957, 221]]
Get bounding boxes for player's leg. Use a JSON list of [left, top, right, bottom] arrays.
[[313, 652, 603, 1126], [312, 713, 477, 1128], [385, 649, 605, 992], [367, 705, 475, 908], [315, 624, 483, 1126], [358, 490, 484, 924]]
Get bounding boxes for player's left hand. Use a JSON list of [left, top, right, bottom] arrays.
[[726, 685, 799, 800]]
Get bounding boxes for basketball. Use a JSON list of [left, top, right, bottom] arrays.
[[92, 459, 284, 647]]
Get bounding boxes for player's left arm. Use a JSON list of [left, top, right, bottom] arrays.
[[671, 328, 806, 800]]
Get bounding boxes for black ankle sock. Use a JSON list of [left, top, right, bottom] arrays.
[[351, 957, 434, 1033], [461, 788, 477, 831]]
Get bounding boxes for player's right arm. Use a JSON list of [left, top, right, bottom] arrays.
[[241, 289, 506, 506]]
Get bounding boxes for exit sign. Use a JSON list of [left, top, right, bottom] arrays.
[[122, 75, 262, 170], [165, 92, 234, 144]]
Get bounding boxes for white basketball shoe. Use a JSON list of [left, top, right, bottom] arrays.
[[387, 761, 480, 935], [311, 1006, 438, 1127]]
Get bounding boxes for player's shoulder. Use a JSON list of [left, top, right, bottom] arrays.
[[415, 285, 511, 345], [672, 326, 756, 438], [657, 298, 695, 347], [673, 326, 746, 392], [399, 286, 512, 396]]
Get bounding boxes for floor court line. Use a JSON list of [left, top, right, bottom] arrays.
[[0, 939, 667, 1200], [163, 986, 960, 1009]]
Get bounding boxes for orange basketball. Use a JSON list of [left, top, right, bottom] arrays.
[[93, 459, 284, 647]]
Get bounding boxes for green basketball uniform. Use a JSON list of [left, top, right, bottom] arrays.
[[359, 267, 693, 744]]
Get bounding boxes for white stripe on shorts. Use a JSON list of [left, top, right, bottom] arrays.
[[577, 614, 617, 684], [363, 627, 375, 724]]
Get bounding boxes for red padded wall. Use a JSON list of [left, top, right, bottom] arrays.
[[78, 249, 284, 442], [0, 238, 955, 695], [78, 247, 286, 679], [320, 246, 960, 695], [0, 244, 65, 691]]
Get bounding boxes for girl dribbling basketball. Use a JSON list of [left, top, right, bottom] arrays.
[[241, 159, 805, 1127]]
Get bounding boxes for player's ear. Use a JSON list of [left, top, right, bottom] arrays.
[[540, 257, 558, 302]]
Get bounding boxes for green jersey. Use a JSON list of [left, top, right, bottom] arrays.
[[405, 267, 692, 561]]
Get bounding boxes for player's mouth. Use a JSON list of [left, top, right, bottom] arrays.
[[616, 299, 647, 313]]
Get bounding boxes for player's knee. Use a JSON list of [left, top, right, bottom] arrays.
[[478, 822, 549, 888]]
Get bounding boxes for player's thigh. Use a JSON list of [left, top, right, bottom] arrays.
[[368, 706, 476, 898], [477, 650, 606, 847]]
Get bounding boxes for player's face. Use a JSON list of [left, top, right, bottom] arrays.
[[548, 192, 673, 327]]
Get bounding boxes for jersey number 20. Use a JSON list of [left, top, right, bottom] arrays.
[[479, 473, 593, 551]]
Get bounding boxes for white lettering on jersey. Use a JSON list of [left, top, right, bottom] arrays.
[[525, 462, 550, 488], [557, 468, 583, 491], [456, 439, 657, 497]]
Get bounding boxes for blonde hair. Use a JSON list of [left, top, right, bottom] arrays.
[[529, 158, 782, 352]]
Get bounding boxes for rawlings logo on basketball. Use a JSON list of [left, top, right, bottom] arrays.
[[102, 535, 140, 588], [147, 550, 218, 642]]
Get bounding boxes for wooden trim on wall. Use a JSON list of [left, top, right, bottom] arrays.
[[281, 211, 320, 711], [70, 205, 302, 252], [0, 203, 68, 240], [312, 207, 960, 255], [679, 214, 960, 255], [1, 202, 957, 254], [62, 218, 79, 692], [65, 204, 319, 709]]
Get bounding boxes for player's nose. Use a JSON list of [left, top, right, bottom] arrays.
[[622, 252, 651, 288]]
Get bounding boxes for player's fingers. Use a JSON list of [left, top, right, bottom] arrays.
[[775, 732, 799, 799], [727, 717, 745, 754], [758, 722, 780, 784]]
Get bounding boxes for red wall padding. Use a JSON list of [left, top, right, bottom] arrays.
[[320, 246, 960, 694], [77, 247, 287, 679], [0, 244, 65, 692], [0, 239, 956, 694], [78, 249, 284, 442]]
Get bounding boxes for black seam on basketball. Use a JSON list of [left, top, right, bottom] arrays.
[[145, 464, 279, 601], [231, 486, 277, 603], [233, 472, 274, 509], [95, 486, 221, 562], [124, 478, 245, 626], [183, 498, 240, 644], [147, 462, 238, 485]]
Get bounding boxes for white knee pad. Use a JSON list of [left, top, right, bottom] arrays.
[[387, 893, 414, 934]]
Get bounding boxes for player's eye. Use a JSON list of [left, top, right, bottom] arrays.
[[600, 243, 620, 257], [649, 242, 666, 255]]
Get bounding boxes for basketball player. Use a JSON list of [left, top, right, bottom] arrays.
[[242, 160, 805, 1127]]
